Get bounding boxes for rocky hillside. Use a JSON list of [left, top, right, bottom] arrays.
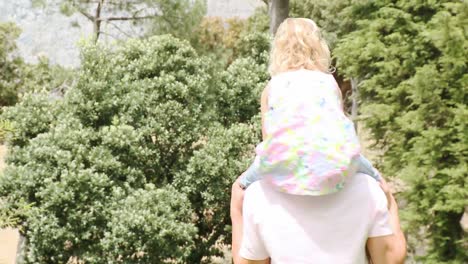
[[0, 0, 263, 67]]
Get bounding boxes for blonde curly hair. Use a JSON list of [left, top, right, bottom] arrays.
[[269, 18, 332, 76]]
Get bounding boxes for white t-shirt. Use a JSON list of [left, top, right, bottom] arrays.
[[240, 173, 393, 264]]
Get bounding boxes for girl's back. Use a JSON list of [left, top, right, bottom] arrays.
[[257, 69, 361, 195]]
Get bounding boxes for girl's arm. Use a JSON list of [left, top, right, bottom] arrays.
[[356, 154, 381, 181]]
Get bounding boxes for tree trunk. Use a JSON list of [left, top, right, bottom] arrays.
[[350, 77, 359, 132], [269, 0, 289, 35], [93, 0, 104, 42]]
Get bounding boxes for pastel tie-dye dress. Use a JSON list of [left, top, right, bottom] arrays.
[[256, 69, 361, 195]]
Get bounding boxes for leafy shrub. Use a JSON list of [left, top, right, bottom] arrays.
[[334, 1, 467, 262], [216, 57, 269, 125], [289, 0, 354, 48], [101, 185, 196, 263], [0, 119, 14, 144], [236, 32, 271, 65], [1, 93, 61, 147], [191, 9, 269, 68], [192, 17, 245, 65], [0, 35, 214, 263], [1, 17, 272, 262], [174, 122, 260, 262]]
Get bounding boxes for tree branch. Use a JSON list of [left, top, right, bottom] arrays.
[[96, 30, 120, 40], [99, 15, 160, 22], [107, 21, 133, 38], [77, 8, 95, 21]]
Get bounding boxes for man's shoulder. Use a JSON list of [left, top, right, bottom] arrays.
[[244, 180, 278, 208], [244, 181, 264, 200], [347, 173, 387, 206]]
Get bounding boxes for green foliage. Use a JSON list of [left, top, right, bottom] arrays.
[[148, 0, 206, 41], [191, 17, 246, 66], [0, 22, 24, 107], [0, 35, 216, 263], [236, 32, 271, 65], [98, 185, 196, 263], [1, 93, 61, 147], [22, 56, 75, 95], [334, 1, 468, 261], [191, 8, 270, 68], [0, 20, 272, 260], [0, 119, 14, 144], [174, 122, 260, 262], [0, 197, 32, 230], [289, 0, 355, 47], [0, 22, 75, 108], [216, 58, 269, 125], [39, 0, 206, 42]]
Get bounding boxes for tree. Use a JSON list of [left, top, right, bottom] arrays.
[[190, 12, 270, 69], [33, 0, 205, 42], [0, 22, 24, 107], [268, 0, 289, 35], [0, 35, 214, 263], [289, 0, 355, 48], [334, 1, 467, 262], [1, 6, 275, 260]]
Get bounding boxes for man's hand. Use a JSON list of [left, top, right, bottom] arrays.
[[379, 176, 397, 210], [368, 176, 407, 264]]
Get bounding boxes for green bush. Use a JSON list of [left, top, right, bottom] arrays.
[[236, 32, 271, 65], [1, 93, 61, 147], [0, 35, 216, 263], [289, 0, 354, 48], [216, 57, 269, 125], [174, 122, 260, 262], [0, 119, 14, 144], [334, 1, 467, 262], [101, 185, 196, 263]]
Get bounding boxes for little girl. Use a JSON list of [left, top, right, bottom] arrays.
[[238, 18, 380, 195]]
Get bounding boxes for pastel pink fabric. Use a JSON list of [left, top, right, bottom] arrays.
[[256, 69, 360, 195]]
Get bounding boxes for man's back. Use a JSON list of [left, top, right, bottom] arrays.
[[240, 173, 392, 264]]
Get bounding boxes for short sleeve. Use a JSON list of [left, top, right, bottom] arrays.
[[368, 187, 393, 237], [239, 188, 269, 260]]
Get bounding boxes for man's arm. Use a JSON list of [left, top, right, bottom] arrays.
[[231, 178, 270, 264], [232, 83, 270, 263], [231, 177, 245, 264], [367, 178, 407, 264]]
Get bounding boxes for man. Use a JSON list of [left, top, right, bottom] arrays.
[[231, 174, 407, 264]]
